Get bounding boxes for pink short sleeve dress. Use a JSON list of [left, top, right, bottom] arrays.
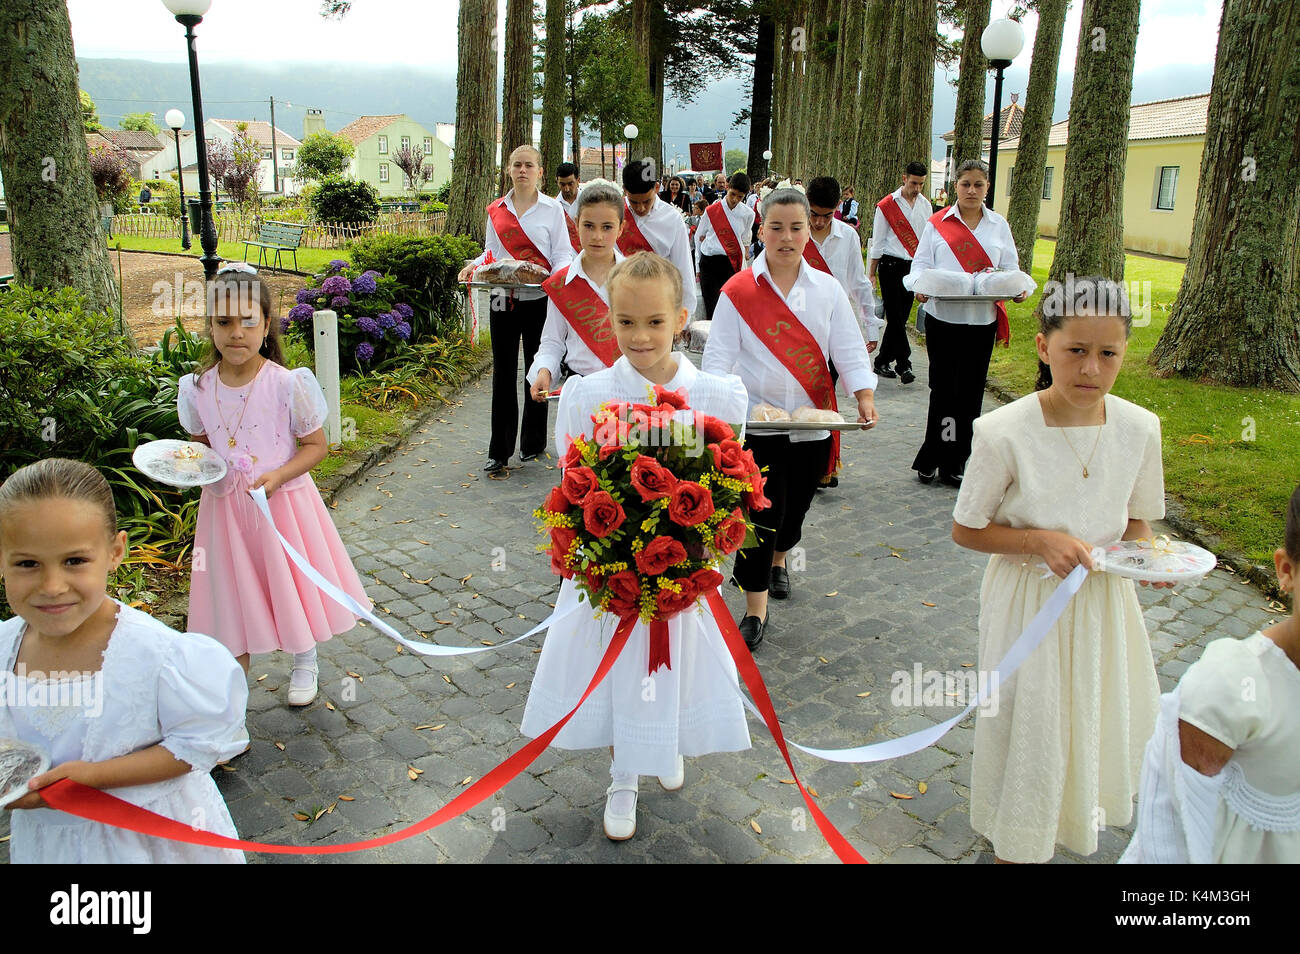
[[178, 360, 368, 655]]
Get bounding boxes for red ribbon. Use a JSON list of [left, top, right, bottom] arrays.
[[647, 617, 671, 675], [39, 600, 867, 863]]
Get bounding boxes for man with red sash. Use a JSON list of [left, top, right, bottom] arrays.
[[868, 161, 932, 384], [702, 188, 879, 651], [901, 158, 1024, 487], [694, 172, 755, 320], [459, 145, 574, 474], [555, 162, 582, 253], [619, 160, 698, 318]]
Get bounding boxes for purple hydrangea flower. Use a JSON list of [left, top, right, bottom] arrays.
[[295, 288, 316, 304], [394, 321, 411, 341], [288, 303, 314, 322], [329, 295, 350, 310], [280, 316, 292, 334], [378, 311, 397, 330], [328, 259, 350, 273], [352, 273, 378, 295], [321, 275, 352, 296], [356, 316, 380, 336], [394, 303, 414, 319], [355, 341, 375, 363], [362, 269, 381, 279]]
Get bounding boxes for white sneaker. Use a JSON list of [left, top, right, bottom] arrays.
[[658, 755, 685, 792], [286, 663, 318, 707], [603, 776, 639, 841]]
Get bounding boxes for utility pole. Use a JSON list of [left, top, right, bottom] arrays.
[[269, 95, 279, 193]]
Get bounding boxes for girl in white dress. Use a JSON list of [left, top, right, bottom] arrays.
[[1122, 484, 1300, 863], [0, 459, 247, 863], [951, 277, 1169, 863], [520, 252, 751, 841]]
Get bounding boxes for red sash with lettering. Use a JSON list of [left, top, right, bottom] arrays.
[[876, 195, 920, 258], [563, 209, 581, 253], [487, 198, 551, 269], [802, 238, 832, 275], [541, 266, 620, 368], [617, 203, 655, 256], [723, 269, 840, 478], [929, 208, 1010, 345], [706, 200, 743, 273]]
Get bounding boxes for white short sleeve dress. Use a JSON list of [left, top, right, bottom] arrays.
[[519, 354, 752, 778], [952, 391, 1165, 863]]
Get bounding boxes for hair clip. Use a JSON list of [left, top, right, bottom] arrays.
[[216, 261, 258, 276]]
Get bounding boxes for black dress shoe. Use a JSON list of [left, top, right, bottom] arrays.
[[875, 365, 897, 379], [738, 614, 767, 651], [483, 458, 507, 473], [899, 369, 915, 384], [770, 566, 791, 599], [939, 471, 963, 488], [917, 467, 937, 484], [520, 451, 542, 462]]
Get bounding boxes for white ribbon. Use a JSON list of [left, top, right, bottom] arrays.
[[249, 487, 575, 657], [709, 563, 1092, 763]]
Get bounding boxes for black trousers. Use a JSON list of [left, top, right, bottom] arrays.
[[733, 434, 831, 593], [699, 253, 738, 321], [488, 294, 549, 461], [911, 315, 996, 476], [876, 254, 914, 372]]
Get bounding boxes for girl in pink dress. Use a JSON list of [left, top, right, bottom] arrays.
[[178, 265, 368, 707]]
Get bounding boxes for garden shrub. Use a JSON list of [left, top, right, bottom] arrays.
[[346, 233, 481, 339], [312, 175, 380, 224], [285, 259, 416, 372]]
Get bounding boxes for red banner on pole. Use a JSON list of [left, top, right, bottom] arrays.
[[689, 142, 724, 172]]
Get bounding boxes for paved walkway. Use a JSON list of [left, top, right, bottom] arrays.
[[0, 332, 1278, 864]]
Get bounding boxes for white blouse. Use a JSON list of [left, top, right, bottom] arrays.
[[811, 219, 881, 341], [469, 190, 575, 301], [623, 196, 698, 316], [903, 203, 1018, 326], [701, 251, 877, 443], [694, 198, 756, 267], [869, 187, 932, 262], [527, 249, 623, 384]]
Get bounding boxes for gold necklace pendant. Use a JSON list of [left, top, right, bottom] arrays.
[[228, 437, 238, 448]]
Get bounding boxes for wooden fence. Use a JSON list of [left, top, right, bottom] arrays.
[[107, 211, 447, 249]]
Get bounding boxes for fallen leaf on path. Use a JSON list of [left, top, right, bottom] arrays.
[[338, 795, 355, 802], [314, 807, 327, 821], [460, 777, 472, 786], [414, 577, 433, 584], [274, 742, 285, 751], [505, 682, 516, 689], [921, 601, 936, 607], [293, 812, 311, 821], [918, 782, 928, 795], [825, 591, 838, 597], [443, 674, 452, 683], [960, 663, 974, 668], [889, 792, 914, 800], [779, 778, 795, 785], [857, 691, 871, 697], [370, 505, 383, 511], [818, 656, 828, 663], [460, 574, 473, 584], [750, 819, 762, 834], [408, 768, 421, 781], [395, 518, 413, 525], [256, 673, 268, 682], [325, 701, 336, 711]]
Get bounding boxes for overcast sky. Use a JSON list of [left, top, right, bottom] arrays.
[[70, 0, 1221, 74]]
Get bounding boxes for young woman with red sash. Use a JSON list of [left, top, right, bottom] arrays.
[[904, 159, 1027, 488], [702, 189, 880, 650], [527, 179, 626, 402], [694, 172, 756, 320], [458, 145, 574, 474]]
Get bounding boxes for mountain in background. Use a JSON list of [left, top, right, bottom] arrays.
[[78, 57, 1210, 180]]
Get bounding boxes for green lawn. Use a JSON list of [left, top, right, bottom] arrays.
[[988, 239, 1298, 565], [107, 234, 339, 274]]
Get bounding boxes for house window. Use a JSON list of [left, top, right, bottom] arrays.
[[379, 162, 389, 183], [378, 135, 388, 154], [400, 135, 411, 152], [262, 149, 273, 160], [1042, 167, 1054, 200], [282, 149, 294, 161], [1156, 166, 1179, 210], [423, 136, 432, 155]]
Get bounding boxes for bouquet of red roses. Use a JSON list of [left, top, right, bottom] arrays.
[[536, 384, 771, 672]]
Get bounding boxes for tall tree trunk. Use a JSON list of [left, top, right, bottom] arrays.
[[788, 2, 810, 179], [630, 0, 663, 174], [804, 0, 834, 179], [1149, 0, 1300, 391], [770, 11, 786, 169], [0, 1, 119, 321], [447, 0, 499, 241], [833, 0, 865, 187], [1042, 0, 1140, 296], [867, 0, 906, 203], [499, 0, 533, 196], [1005, 0, 1068, 271], [747, 11, 776, 181], [854, 0, 889, 192], [899, 0, 937, 185], [568, 2, 581, 170], [951, 0, 991, 175], [540, 0, 567, 186]]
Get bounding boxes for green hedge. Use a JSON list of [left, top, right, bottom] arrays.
[[346, 232, 481, 339]]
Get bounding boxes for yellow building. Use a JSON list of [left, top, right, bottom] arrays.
[[992, 93, 1209, 259]]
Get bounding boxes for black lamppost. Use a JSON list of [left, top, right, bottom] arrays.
[[980, 17, 1025, 210], [164, 107, 191, 250], [163, 0, 221, 280]]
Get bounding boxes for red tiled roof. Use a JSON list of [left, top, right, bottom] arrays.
[[336, 114, 404, 146], [942, 102, 1024, 142]]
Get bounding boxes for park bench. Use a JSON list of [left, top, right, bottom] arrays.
[[242, 220, 305, 272], [0, 274, 13, 292]]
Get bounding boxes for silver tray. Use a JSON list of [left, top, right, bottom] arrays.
[[923, 293, 1019, 302], [460, 280, 547, 290], [746, 420, 870, 431]]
